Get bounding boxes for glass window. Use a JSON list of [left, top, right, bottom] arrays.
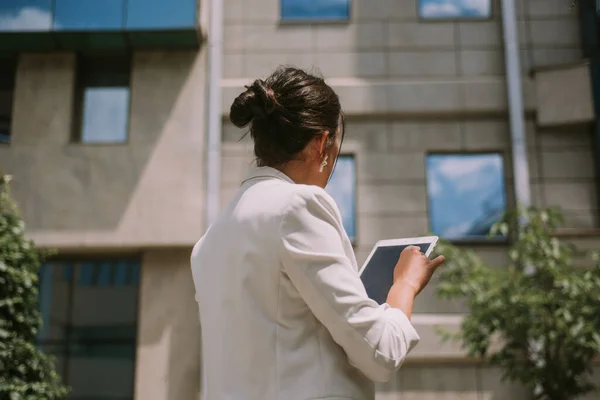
[[38, 258, 140, 399], [0, 0, 52, 32], [281, 0, 350, 21], [325, 155, 356, 243], [419, 0, 491, 19], [53, 0, 124, 30], [126, 0, 196, 30], [75, 55, 131, 144], [426, 153, 507, 241], [0, 58, 16, 144]]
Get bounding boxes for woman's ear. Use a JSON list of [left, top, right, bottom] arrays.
[[317, 131, 329, 158]]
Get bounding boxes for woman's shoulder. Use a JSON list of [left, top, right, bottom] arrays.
[[285, 184, 340, 221]]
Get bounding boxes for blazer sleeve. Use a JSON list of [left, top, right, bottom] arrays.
[[278, 187, 420, 383]]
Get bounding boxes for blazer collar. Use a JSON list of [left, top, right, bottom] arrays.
[[241, 164, 295, 186]]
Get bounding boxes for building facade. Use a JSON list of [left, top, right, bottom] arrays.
[[1, 0, 599, 399]]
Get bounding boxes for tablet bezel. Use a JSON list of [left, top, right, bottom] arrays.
[[358, 236, 439, 276]]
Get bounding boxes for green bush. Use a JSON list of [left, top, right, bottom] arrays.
[[435, 207, 600, 400], [0, 174, 69, 400]]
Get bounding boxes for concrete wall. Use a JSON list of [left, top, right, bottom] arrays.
[[0, 50, 207, 249], [135, 249, 201, 400]]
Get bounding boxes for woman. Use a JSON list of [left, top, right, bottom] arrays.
[[191, 67, 445, 400]]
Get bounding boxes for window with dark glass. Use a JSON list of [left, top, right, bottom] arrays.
[[426, 153, 507, 241], [281, 0, 350, 21], [419, 0, 491, 19], [0, 0, 53, 32], [53, 0, 124, 30], [74, 54, 131, 143], [325, 155, 357, 243], [126, 0, 197, 30], [0, 58, 16, 144], [38, 258, 140, 400]]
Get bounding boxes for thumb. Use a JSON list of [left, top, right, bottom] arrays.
[[429, 255, 445, 269]]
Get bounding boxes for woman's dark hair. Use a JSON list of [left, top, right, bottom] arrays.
[[229, 66, 344, 167]]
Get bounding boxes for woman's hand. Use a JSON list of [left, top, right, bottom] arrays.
[[393, 245, 445, 296], [386, 246, 445, 319]]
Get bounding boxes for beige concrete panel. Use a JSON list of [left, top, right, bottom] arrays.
[[329, 80, 389, 115], [532, 48, 583, 69], [530, 19, 581, 47], [393, 365, 480, 400], [406, 315, 467, 360], [316, 51, 388, 78], [244, 52, 317, 79], [358, 215, 429, 246], [242, 0, 279, 22], [223, 53, 243, 78], [344, 121, 390, 152], [463, 120, 510, 150], [353, 0, 418, 20], [358, 184, 428, 214], [224, 0, 244, 22], [542, 181, 597, 211], [460, 50, 505, 76], [11, 53, 75, 146], [458, 21, 502, 48], [135, 249, 200, 400], [315, 23, 387, 51], [390, 121, 462, 151], [13, 51, 207, 248], [561, 210, 599, 229], [527, 0, 581, 17], [413, 276, 469, 314], [357, 152, 426, 183], [536, 127, 593, 149], [463, 79, 507, 112], [224, 24, 244, 52], [388, 22, 456, 49], [389, 51, 457, 77], [241, 24, 313, 52], [535, 63, 594, 127], [388, 81, 462, 114], [221, 146, 255, 185], [540, 149, 595, 179]]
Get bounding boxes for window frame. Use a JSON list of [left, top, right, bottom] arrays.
[[326, 152, 358, 246], [71, 52, 133, 145], [425, 151, 509, 244], [280, 0, 352, 23], [417, 0, 494, 22], [37, 256, 141, 399]]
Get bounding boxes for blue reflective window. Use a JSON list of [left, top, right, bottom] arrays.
[[0, 0, 52, 32], [325, 155, 356, 242], [79, 262, 95, 285], [426, 153, 507, 240], [419, 0, 491, 19], [38, 258, 140, 398], [53, 0, 124, 30], [76, 55, 131, 143], [97, 262, 113, 286], [126, 0, 196, 29], [281, 0, 350, 21]]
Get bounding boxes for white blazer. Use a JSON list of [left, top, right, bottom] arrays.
[[191, 166, 420, 400]]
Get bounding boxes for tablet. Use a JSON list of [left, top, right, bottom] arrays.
[[359, 236, 439, 305]]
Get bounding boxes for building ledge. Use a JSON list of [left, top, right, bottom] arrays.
[[0, 28, 202, 54]]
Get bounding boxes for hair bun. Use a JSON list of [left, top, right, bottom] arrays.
[[229, 79, 278, 128]]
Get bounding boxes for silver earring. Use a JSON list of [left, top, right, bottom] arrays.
[[319, 155, 329, 173]]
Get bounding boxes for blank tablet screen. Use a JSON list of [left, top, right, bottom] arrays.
[[360, 243, 431, 305]]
